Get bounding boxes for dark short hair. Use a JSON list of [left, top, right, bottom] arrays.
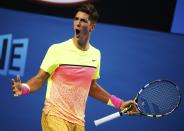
[[75, 3, 99, 23]]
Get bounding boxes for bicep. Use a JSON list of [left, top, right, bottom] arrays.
[[89, 80, 97, 96], [36, 69, 50, 81]]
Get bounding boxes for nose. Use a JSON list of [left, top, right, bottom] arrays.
[[76, 20, 81, 27]]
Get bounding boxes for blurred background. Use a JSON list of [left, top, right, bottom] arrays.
[[0, 0, 184, 131], [0, 0, 184, 34]]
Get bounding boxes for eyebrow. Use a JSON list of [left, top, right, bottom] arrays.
[[74, 16, 88, 23]]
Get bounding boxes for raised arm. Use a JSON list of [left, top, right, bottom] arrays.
[[11, 69, 49, 96]]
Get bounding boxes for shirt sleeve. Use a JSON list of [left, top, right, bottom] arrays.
[[93, 50, 101, 80], [40, 45, 58, 74]]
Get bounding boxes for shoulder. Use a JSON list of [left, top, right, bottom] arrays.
[[90, 44, 101, 56], [48, 38, 72, 51]]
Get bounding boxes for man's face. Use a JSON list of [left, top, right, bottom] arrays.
[[73, 11, 95, 41]]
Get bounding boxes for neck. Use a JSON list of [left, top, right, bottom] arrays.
[[73, 37, 90, 51]]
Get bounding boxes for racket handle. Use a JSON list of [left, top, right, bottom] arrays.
[[94, 106, 131, 126], [94, 112, 121, 126]]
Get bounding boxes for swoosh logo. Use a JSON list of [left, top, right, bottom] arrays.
[[92, 59, 96, 62]]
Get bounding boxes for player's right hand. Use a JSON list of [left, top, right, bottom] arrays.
[[11, 75, 22, 96], [120, 100, 140, 116]]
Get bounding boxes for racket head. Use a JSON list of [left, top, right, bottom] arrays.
[[134, 80, 181, 117]]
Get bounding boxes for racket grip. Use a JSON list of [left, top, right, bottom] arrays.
[[94, 112, 121, 126]]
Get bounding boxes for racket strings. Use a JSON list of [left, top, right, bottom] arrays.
[[137, 81, 180, 116]]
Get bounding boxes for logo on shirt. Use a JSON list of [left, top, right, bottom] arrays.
[[92, 59, 96, 62]]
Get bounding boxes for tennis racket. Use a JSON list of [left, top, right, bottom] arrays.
[[94, 80, 181, 126]]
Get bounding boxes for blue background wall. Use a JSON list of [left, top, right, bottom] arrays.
[[0, 8, 184, 131], [171, 0, 184, 34]]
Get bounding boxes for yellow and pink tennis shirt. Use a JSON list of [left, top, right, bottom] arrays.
[[40, 38, 101, 126]]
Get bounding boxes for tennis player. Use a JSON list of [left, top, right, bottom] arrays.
[[11, 3, 139, 131]]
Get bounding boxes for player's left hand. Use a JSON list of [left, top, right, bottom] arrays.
[[120, 100, 140, 116]]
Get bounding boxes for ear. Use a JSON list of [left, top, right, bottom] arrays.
[[89, 23, 96, 32]]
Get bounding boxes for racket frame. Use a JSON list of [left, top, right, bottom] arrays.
[[134, 79, 181, 117]]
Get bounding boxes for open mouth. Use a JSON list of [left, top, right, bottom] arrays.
[[76, 29, 80, 35]]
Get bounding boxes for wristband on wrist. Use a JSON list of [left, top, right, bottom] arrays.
[[21, 83, 30, 96], [107, 95, 124, 109]]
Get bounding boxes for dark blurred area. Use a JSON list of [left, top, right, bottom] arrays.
[[0, 0, 176, 32]]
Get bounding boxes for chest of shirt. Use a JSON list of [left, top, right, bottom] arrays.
[[54, 49, 99, 68]]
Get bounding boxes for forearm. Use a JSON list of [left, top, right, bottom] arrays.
[[25, 69, 49, 93], [89, 80, 111, 103], [26, 76, 45, 93], [89, 80, 124, 109]]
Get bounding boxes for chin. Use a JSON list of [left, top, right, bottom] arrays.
[[74, 36, 79, 40]]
